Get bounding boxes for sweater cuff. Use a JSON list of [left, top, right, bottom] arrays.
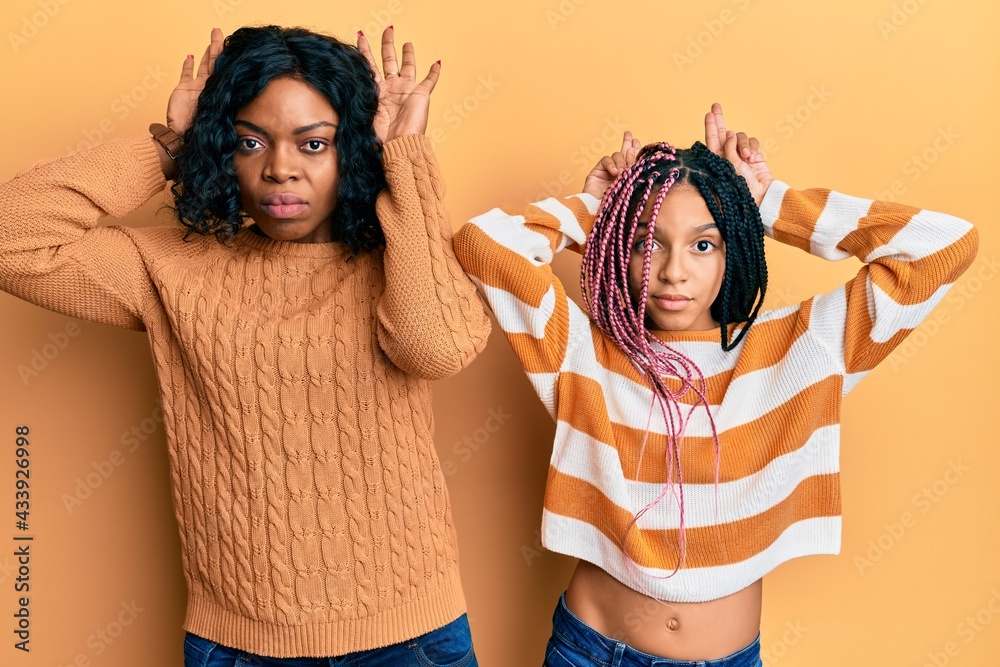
[[381, 134, 434, 163], [758, 179, 790, 239], [127, 135, 169, 199]]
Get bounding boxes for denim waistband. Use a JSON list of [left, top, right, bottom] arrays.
[[550, 592, 762, 667]]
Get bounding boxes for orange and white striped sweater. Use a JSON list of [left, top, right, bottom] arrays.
[[453, 181, 978, 602]]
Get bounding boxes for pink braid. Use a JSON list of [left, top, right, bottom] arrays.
[[581, 142, 723, 593]]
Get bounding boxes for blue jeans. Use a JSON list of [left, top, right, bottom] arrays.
[[183, 613, 477, 667], [544, 594, 762, 667]]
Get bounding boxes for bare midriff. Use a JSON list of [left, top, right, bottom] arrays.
[[565, 560, 762, 661]]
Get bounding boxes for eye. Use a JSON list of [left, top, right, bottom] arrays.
[[632, 236, 661, 252], [303, 139, 327, 153], [694, 239, 716, 253], [237, 137, 262, 151]]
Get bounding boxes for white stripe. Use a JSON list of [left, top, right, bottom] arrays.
[[869, 281, 952, 343], [533, 197, 588, 248], [570, 192, 601, 215], [477, 280, 556, 339], [541, 511, 841, 602], [470, 207, 554, 265], [864, 209, 974, 263], [810, 191, 868, 260], [550, 422, 840, 529], [808, 287, 849, 361], [842, 371, 868, 395], [559, 317, 841, 437], [527, 371, 559, 419], [758, 180, 790, 237]]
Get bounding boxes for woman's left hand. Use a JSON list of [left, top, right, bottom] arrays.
[[704, 102, 774, 206], [357, 26, 440, 142]]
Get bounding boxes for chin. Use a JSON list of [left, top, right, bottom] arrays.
[[255, 220, 307, 239]]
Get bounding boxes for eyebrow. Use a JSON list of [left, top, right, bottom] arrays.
[[636, 222, 719, 233], [233, 120, 338, 136]]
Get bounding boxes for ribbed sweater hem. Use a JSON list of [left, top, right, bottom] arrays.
[[183, 571, 467, 658]]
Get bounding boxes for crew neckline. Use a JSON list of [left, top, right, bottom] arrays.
[[647, 321, 744, 345], [233, 225, 354, 259]]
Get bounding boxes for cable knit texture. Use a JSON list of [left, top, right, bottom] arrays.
[[453, 184, 978, 602], [0, 134, 491, 656]]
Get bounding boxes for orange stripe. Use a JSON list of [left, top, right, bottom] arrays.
[[555, 372, 615, 443], [589, 330, 734, 406], [505, 277, 571, 374], [772, 189, 829, 253], [545, 466, 841, 569], [499, 203, 564, 255], [600, 374, 842, 484], [841, 271, 912, 373], [731, 307, 809, 376], [454, 223, 552, 308], [864, 239, 978, 307], [561, 196, 596, 254], [838, 200, 921, 260]]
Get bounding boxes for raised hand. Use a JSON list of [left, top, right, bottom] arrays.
[[582, 131, 642, 200], [357, 27, 440, 143], [166, 27, 224, 136], [704, 102, 774, 206]]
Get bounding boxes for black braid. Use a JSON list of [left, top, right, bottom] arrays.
[[626, 142, 767, 350]]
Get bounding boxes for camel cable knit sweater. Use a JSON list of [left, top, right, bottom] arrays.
[[0, 134, 491, 656]]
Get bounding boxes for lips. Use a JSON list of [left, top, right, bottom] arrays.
[[652, 294, 692, 311], [260, 193, 307, 219]]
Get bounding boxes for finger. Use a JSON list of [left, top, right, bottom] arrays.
[[713, 102, 728, 137], [178, 53, 195, 83], [600, 155, 619, 176], [207, 27, 224, 77], [381, 26, 399, 77], [400, 41, 416, 79], [736, 131, 752, 160], [611, 152, 627, 172], [748, 137, 762, 162], [356, 31, 382, 79], [722, 131, 742, 169], [196, 40, 214, 82], [705, 111, 721, 154], [417, 60, 441, 94], [619, 131, 633, 154]]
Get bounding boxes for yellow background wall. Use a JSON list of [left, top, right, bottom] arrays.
[[1, 0, 997, 665]]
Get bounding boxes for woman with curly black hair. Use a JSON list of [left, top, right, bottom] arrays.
[[0, 25, 490, 666]]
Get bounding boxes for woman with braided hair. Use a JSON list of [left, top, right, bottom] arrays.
[[453, 103, 978, 666]]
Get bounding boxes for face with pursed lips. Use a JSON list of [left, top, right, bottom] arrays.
[[627, 185, 726, 332], [233, 76, 340, 244]]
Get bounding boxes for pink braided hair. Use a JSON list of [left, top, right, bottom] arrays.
[[580, 142, 723, 589]]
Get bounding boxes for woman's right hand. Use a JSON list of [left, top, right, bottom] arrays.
[[165, 27, 225, 136], [582, 131, 642, 201]]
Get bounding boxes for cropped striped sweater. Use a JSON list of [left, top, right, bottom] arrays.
[[453, 181, 978, 602]]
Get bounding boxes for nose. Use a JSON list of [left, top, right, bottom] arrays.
[[262, 143, 301, 182], [657, 246, 688, 286]]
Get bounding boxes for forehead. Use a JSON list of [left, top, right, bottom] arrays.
[[237, 76, 338, 126], [637, 185, 716, 230]]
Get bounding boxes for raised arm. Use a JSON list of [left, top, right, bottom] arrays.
[[452, 133, 640, 398], [358, 27, 491, 379], [761, 181, 977, 392], [709, 104, 978, 393], [0, 137, 166, 330], [375, 135, 492, 379], [0, 29, 224, 331]]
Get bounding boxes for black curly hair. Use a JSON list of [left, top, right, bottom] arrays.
[[582, 141, 767, 352], [170, 25, 387, 253]]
